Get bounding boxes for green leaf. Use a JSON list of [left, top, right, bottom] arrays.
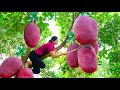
[[16, 52, 20, 57]]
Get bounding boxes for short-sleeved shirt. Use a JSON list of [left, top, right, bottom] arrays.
[[34, 42, 54, 56]]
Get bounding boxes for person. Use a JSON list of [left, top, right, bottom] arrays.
[[25, 36, 67, 74]]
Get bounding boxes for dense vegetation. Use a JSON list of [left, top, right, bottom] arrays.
[[0, 12, 120, 78]]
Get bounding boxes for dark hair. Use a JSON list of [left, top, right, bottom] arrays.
[[49, 36, 58, 42]]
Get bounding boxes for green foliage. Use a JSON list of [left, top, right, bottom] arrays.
[[67, 31, 75, 45], [29, 12, 39, 21], [16, 46, 25, 57], [0, 12, 120, 78]]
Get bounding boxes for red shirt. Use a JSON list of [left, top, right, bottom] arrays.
[[34, 42, 54, 56]]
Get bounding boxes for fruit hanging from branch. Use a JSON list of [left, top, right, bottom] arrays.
[[24, 19, 40, 48], [16, 67, 34, 78], [0, 57, 23, 78], [73, 15, 98, 45], [65, 14, 99, 74], [66, 43, 79, 68], [77, 44, 98, 73]]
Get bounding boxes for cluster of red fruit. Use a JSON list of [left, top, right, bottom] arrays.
[[66, 16, 99, 74]]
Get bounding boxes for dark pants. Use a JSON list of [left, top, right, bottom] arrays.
[[29, 50, 45, 74]]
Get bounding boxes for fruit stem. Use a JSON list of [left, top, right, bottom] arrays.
[[32, 18, 35, 23]]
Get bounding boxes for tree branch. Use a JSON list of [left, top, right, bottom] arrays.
[[21, 46, 31, 64]]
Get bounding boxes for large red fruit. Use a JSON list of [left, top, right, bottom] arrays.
[[66, 43, 79, 68], [77, 44, 98, 73], [16, 68, 34, 78], [73, 15, 98, 45], [24, 21, 40, 48], [0, 57, 23, 78], [91, 41, 99, 54]]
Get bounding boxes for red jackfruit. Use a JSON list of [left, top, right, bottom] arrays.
[[77, 44, 98, 73], [0, 57, 23, 78], [16, 68, 34, 78], [66, 43, 79, 68], [73, 16, 98, 45], [24, 21, 40, 48], [91, 41, 99, 54]]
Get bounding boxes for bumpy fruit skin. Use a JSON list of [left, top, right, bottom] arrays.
[[73, 16, 98, 45], [0, 57, 23, 78], [77, 44, 98, 73], [66, 43, 79, 68], [16, 68, 34, 78], [24, 22, 40, 48], [91, 41, 99, 54]]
